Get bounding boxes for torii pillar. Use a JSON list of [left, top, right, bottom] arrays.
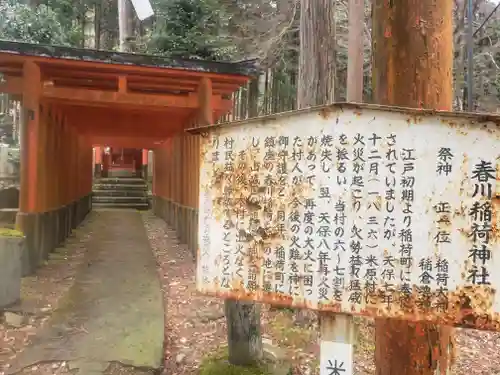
[[142, 149, 148, 180], [94, 146, 103, 177]]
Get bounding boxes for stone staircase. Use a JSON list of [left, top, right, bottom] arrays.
[[92, 177, 149, 210]]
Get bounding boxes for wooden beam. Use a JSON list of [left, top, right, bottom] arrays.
[[50, 74, 242, 95], [78, 126, 181, 138], [65, 109, 186, 136], [88, 135, 165, 148], [60, 104, 186, 119], [43, 86, 198, 109], [68, 112, 182, 129], [43, 85, 232, 113], [0, 65, 23, 75], [0, 76, 22, 95]]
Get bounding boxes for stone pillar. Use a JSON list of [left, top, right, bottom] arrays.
[[0, 232, 23, 307]]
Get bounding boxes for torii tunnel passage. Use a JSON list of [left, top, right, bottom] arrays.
[[0, 40, 256, 276]]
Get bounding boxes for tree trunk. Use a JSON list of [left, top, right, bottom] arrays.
[[297, 0, 336, 108], [118, 0, 132, 52], [372, 1, 455, 374], [225, 299, 262, 366], [295, 0, 336, 326], [347, 0, 364, 103], [95, 2, 102, 50], [225, 78, 262, 367]]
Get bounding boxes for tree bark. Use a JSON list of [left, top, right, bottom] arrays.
[[225, 299, 263, 366], [118, 0, 132, 52], [297, 0, 336, 108], [295, 0, 336, 326], [372, 1, 455, 374], [225, 78, 262, 367], [347, 0, 364, 102], [95, 2, 102, 50]]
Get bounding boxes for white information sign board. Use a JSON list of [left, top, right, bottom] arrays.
[[195, 103, 500, 330]]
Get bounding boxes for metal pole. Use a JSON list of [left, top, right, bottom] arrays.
[[467, 0, 474, 111]]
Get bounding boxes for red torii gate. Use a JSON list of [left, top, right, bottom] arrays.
[[0, 40, 256, 275]]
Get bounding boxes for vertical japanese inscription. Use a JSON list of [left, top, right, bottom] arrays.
[[348, 133, 364, 305], [467, 160, 496, 285], [201, 134, 220, 286], [273, 136, 290, 295], [317, 134, 334, 303], [221, 136, 235, 290]]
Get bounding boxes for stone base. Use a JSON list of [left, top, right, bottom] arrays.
[[152, 196, 198, 257], [0, 208, 18, 226], [17, 193, 92, 277], [0, 235, 23, 308]]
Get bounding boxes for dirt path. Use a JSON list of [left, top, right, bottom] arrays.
[[3, 210, 164, 375]]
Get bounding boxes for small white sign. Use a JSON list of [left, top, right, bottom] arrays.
[[320, 341, 353, 375], [130, 0, 154, 21]]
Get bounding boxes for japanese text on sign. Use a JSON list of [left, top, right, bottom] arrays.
[[196, 104, 500, 330]]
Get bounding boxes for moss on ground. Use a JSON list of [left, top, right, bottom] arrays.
[[0, 228, 23, 237], [199, 347, 272, 375], [268, 311, 314, 348]]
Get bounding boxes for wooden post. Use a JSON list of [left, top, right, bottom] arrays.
[[52, 110, 61, 209], [142, 148, 148, 179], [372, 1, 454, 374], [69, 125, 76, 202], [51, 108, 59, 210], [37, 104, 48, 212], [61, 119, 69, 205], [16, 61, 42, 230], [198, 78, 214, 125]]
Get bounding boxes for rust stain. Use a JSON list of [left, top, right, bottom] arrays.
[[384, 25, 392, 38], [201, 282, 500, 332], [319, 106, 333, 120], [492, 196, 500, 244]]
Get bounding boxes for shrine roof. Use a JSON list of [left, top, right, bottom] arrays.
[[0, 39, 259, 78]]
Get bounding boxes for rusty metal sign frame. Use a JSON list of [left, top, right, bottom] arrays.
[[186, 102, 500, 135]]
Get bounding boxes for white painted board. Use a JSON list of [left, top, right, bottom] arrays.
[[320, 341, 353, 375], [195, 103, 500, 330]]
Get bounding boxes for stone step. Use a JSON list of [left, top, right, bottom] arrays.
[[96, 178, 146, 185], [92, 202, 149, 210], [92, 196, 148, 204], [93, 183, 148, 191], [93, 189, 147, 197]]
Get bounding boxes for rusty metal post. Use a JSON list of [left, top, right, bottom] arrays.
[[372, 1, 454, 374]]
